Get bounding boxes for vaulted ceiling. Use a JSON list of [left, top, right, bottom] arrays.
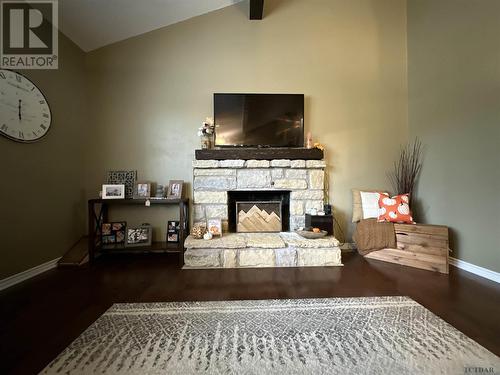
[[59, 0, 244, 52]]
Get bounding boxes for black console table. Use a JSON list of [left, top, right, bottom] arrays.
[[87, 198, 189, 264]]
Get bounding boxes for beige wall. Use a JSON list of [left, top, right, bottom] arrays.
[[0, 34, 88, 278], [85, 0, 408, 240], [407, 0, 500, 272], [4, 0, 497, 278]]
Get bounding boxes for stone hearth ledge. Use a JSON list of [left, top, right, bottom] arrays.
[[185, 233, 246, 249], [184, 232, 342, 269], [245, 233, 286, 248], [279, 232, 340, 248]]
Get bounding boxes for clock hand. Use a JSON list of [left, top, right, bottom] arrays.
[[18, 99, 21, 120]]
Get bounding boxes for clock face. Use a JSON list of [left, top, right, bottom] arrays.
[[0, 69, 51, 143]]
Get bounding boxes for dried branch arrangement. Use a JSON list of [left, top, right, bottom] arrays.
[[388, 138, 423, 205]]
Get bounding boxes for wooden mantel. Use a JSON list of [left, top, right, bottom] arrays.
[[195, 148, 324, 160]]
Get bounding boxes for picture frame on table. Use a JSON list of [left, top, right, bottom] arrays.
[[106, 170, 137, 199], [166, 180, 183, 200], [101, 221, 126, 248], [126, 224, 153, 247], [207, 218, 222, 237], [102, 184, 125, 199], [167, 220, 180, 243], [134, 182, 152, 199]]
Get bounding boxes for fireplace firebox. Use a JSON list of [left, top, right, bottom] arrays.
[[228, 191, 290, 233]]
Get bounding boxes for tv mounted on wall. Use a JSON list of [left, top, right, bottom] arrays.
[[214, 93, 304, 147]]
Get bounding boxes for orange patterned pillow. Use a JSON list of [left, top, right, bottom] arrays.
[[377, 193, 414, 223]]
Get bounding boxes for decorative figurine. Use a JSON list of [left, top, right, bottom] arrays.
[[198, 117, 216, 150]]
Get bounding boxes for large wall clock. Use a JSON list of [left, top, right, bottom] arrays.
[[0, 69, 52, 143]]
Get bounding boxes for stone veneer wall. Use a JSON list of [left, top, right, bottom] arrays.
[[192, 159, 326, 231]]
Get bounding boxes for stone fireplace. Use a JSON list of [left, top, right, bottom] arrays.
[[185, 155, 341, 269], [192, 158, 326, 232]]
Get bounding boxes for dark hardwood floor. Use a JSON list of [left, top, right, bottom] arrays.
[[0, 252, 499, 374]]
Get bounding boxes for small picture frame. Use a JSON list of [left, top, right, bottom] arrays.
[[101, 221, 126, 248], [166, 180, 183, 199], [167, 220, 180, 243], [126, 225, 152, 247], [207, 218, 222, 237], [102, 184, 125, 199], [134, 182, 152, 199], [107, 170, 137, 199]]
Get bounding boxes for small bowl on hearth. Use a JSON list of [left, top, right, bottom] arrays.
[[296, 228, 328, 239]]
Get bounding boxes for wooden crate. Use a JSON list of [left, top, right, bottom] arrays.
[[366, 223, 450, 274]]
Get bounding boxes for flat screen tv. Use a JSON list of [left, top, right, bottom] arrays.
[[214, 93, 304, 147]]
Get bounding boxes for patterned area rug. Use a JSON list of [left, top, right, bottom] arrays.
[[42, 297, 499, 374]]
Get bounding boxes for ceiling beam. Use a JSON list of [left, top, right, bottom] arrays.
[[249, 0, 264, 20]]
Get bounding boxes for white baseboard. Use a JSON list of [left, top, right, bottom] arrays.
[[449, 257, 500, 284], [0, 257, 61, 291]]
